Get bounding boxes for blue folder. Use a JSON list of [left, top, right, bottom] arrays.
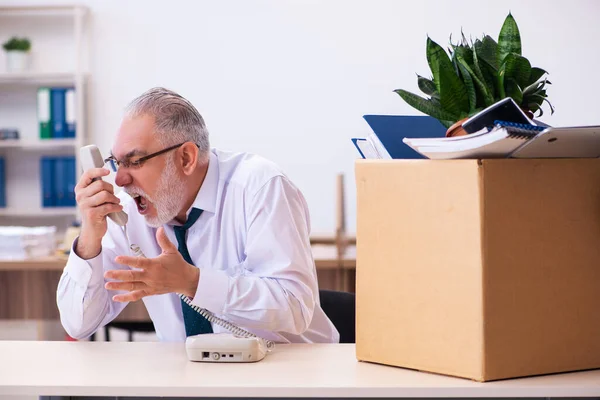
[[51, 88, 67, 138], [41, 157, 55, 207], [362, 115, 447, 159]]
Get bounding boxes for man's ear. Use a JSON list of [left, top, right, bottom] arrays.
[[180, 142, 199, 175]]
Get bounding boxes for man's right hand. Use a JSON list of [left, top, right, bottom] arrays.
[[74, 168, 123, 259]]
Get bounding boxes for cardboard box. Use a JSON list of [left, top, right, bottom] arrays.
[[355, 158, 600, 382]]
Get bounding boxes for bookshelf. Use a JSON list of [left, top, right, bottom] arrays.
[[0, 71, 76, 85], [0, 6, 87, 226]]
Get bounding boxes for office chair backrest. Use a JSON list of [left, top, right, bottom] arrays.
[[319, 289, 355, 343]]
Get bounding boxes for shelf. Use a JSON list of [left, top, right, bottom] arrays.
[[0, 138, 77, 150], [0, 72, 78, 86], [0, 5, 86, 18], [0, 207, 77, 217]]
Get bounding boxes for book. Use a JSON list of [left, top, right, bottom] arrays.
[[462, 97, 534, 134], [403, 121, 600, 160]]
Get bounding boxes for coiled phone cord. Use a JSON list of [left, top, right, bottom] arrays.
[[128, 243, 275, 351]]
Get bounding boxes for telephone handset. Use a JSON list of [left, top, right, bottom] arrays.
[[129, 245, 273, 362], [79, 145, 128, 227]]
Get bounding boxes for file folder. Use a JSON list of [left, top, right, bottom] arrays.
[[41, 157, 55, 207], [362, 115, 447, 159], [51, 88, 67, 138]]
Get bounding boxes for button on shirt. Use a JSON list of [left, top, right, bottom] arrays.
[[57, 148, 340, 343]]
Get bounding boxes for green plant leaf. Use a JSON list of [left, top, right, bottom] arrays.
[[426, 37, 469, 117], [473, 46, 497, 100], [394, 89, 459, 121], [426, 37, 449, 93], [417, 75, 438, 98], [505, 78, 523, 105], [528, 67, 546, 85], [474, 35, 498, 70], [457, 55, 495, 107], [502, 53, 531, 88], [522, 80, 544, 96], [497, 13, 521, 65], [457, 62, 477, 113]]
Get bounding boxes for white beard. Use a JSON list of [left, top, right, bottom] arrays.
[[127, 155, 186, 228]]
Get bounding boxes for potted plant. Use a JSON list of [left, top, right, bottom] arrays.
[[394, 13, 553, 137], [2, 36, 31, 72]]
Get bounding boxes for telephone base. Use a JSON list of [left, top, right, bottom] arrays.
[[185, 333, 267, 363]]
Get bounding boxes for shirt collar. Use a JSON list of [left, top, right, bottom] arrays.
[[191, 149, 219, 215], [167, 150, 219, 226]]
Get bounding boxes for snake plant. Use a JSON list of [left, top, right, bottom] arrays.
[[395, 13, 553, 128]]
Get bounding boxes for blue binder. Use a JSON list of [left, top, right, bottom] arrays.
[[41, 157, 55, 207], [0, 157, 5, 208], [51, 88, 67, 138], [54, 157, 66, 206], [362, 115, 447, 159], [65, 156, 76, 206]]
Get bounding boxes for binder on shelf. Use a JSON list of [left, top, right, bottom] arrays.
[[65, 156, 76, 206], [38, 87, 52, 139], [41, 157, 55, 207], [65, 88, 76, 138], [54, 157, 66, 206], [0, 157, 5, 208], [50, 88, 67, 138]]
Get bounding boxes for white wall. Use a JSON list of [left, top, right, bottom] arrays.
[[2, 0, 599, 234]]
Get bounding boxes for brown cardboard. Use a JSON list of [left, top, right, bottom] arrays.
[[355, 158, 600, 381]]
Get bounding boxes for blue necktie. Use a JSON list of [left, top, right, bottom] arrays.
[[173, 207, 213, 336]]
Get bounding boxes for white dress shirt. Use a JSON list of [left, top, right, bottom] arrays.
[[57, 148, 339, 343]]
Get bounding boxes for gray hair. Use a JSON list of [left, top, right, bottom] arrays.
[[125, 87, 210, 158]]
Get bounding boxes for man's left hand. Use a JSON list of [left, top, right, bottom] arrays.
[[105, 227, 200, 302]]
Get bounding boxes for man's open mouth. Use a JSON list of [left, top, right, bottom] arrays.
[[132, 194, 149, 213]]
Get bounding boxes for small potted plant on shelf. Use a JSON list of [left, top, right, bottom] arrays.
[[2, 36, 31, 73], [394, 13, 553, 137]]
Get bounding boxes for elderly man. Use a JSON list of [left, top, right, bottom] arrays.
[[57, 87, 339, 343]]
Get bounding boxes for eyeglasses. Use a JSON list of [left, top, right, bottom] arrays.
[[104, 142, 188, 171]]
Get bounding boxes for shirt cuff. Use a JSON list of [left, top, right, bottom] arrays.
[[65, 237, 105, 288], [192, 267, 229, 314]]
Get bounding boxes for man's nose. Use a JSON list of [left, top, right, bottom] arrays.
[[114, 168, 132, 187]]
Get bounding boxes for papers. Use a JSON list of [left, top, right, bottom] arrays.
[[402, 124, 538, 159], [0, 226, 57, 260], [402, 123, 600, 160]]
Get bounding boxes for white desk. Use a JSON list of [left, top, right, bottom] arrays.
[[1, 342, 599, 398]]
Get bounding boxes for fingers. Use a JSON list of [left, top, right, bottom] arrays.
[[79, 183, 120, 208], [114, 255, 152, 269], [104, 269, 145, 281], [112, 290, 148, 303], [105, 280, 147, 292], [82, 203, 124, 224], [156, 227, 177, 254], [75, 168, 110, 191]]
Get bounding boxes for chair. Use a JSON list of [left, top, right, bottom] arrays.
[[101, 291, 355, 343], [104, 321, 155, 342], [319, 289, 355, 344]]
